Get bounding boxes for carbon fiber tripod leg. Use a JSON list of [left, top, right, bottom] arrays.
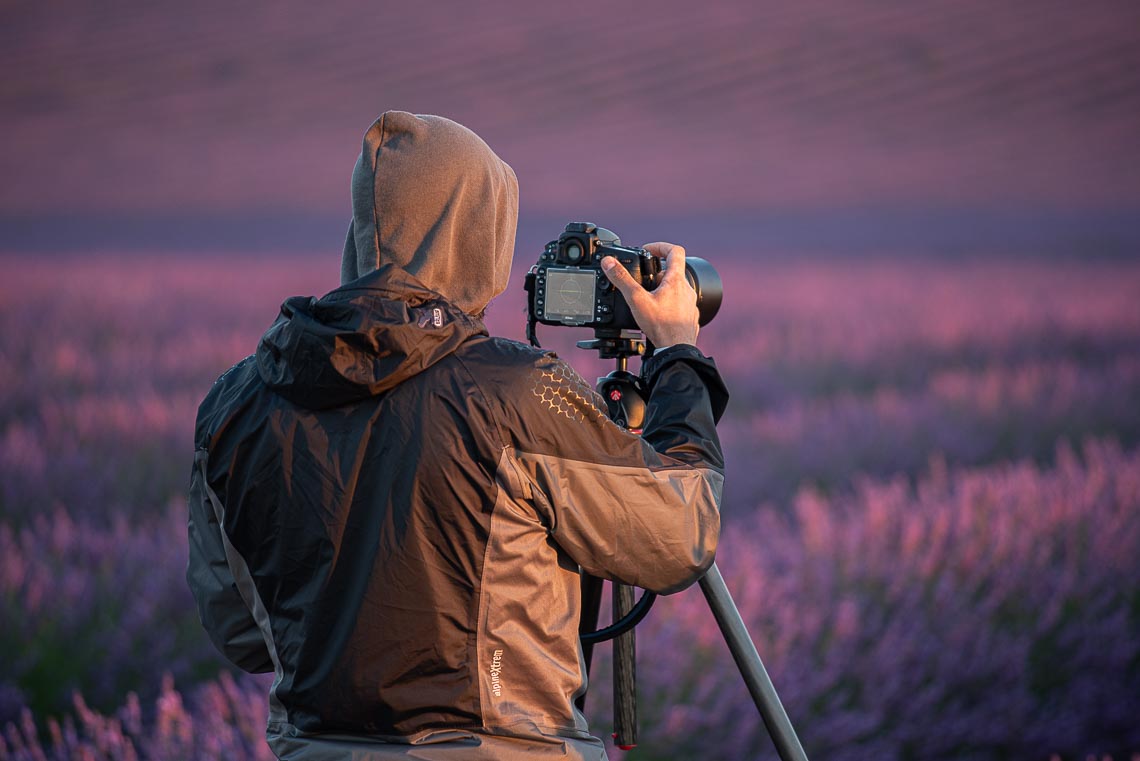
[[612, 582, 637, 749], [699, 562, 809, 761]]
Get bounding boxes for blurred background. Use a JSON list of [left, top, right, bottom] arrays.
[[2, 1, 1139, 759]]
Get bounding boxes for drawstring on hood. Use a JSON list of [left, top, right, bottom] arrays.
[[340, 111, 519, 316]]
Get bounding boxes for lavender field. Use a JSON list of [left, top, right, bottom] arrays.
[[2, 253, 1139, 760]]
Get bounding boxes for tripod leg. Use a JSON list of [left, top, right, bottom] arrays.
[[698, 562, 809, 761], [612, 582, 637, 749]]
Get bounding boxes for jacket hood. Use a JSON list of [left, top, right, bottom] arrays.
[[341, 111, 519, 315], [256, 265, 488, 409]]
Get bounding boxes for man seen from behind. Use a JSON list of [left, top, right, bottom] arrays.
[[187, 111, 728, 760]]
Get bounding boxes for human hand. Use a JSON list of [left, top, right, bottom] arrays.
[[601, 241, 699, 348]]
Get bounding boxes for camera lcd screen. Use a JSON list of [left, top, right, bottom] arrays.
[[544, 268, 596, 323]]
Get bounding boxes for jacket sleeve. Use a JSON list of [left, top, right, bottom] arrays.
[[186, 448, 274, 674], [501, 345, 727, 595]]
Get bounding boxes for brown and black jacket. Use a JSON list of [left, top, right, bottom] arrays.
[[188, 266, 727, 759]]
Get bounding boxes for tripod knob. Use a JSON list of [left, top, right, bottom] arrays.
[[599, 372, 647, 432]]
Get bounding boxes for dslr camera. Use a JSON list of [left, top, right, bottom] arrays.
[[526, 222, 722, 335]]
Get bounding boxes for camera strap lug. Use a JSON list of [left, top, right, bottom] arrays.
[[524, 270, 541, 347]]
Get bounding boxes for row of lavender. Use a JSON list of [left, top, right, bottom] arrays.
[[3, 254, 1139, 758], [599, 438, 1140, 760], [4, 438, 1137, 759]]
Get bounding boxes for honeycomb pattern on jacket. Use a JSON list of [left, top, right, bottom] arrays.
[[530, 362, 610, 425]]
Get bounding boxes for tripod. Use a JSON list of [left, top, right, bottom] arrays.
[[574, 334, 809, 761]]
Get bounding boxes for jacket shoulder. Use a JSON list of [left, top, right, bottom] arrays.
[[463, 335, 548, 367], [456, 337, 615, 446], [194, 356, 263, 450], [458, 336, 596, 398], [457, 336, 547, 386]]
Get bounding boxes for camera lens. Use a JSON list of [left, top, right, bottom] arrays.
[[684, 257, 723, 326]]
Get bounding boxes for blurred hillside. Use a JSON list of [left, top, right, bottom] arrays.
[[2, 0, 1139, 252]]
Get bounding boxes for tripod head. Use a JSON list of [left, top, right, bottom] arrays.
[[577, 330, 650, 432]]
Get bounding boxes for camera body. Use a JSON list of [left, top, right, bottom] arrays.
[[530, 222, 657, 331], [527, 222, 723, 338]]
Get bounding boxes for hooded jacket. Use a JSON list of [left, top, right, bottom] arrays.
[[187, 113, 727, 760]]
